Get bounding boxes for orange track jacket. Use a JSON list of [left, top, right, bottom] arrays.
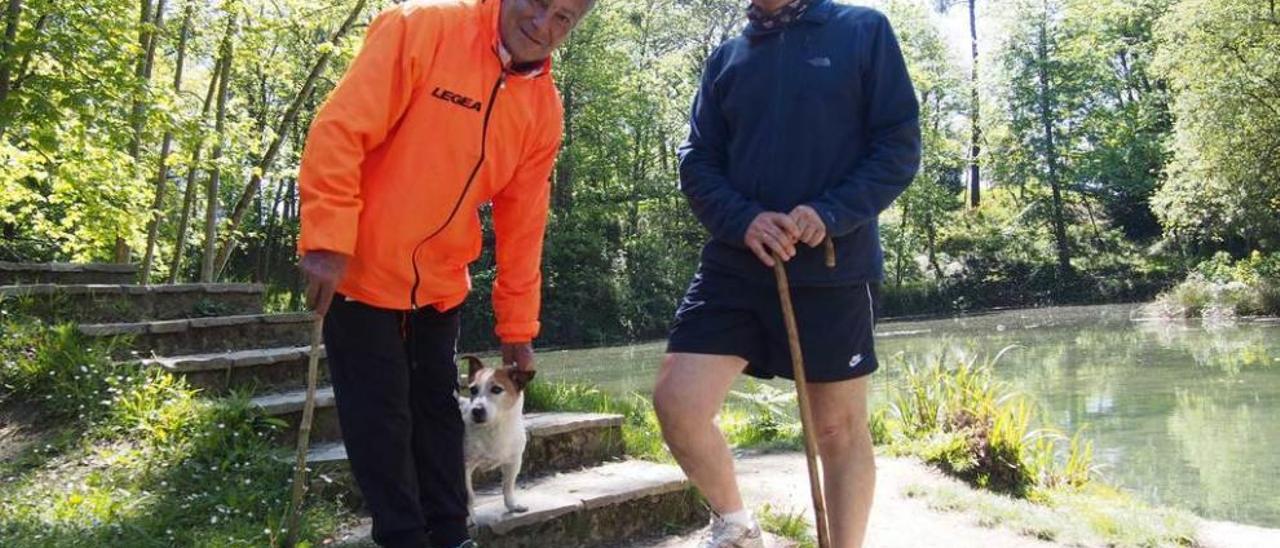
[[298, 0, 563, 343]]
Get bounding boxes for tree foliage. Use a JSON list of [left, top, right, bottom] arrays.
[[1151, 0, 1280, 253], [1, 0, 1275, 348]]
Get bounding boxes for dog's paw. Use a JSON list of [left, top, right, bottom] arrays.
[[505, 503, 528, 514]]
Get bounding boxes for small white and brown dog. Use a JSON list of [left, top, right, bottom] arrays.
[[458, 355, 535, 515]]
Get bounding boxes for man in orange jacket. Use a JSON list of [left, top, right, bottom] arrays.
[[296, 1, 594, 546]]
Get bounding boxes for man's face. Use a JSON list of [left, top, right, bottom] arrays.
[[499, 0, 592, 64]]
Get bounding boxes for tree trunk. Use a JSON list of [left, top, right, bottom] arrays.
[[925, 211, 943, 280], [128, 0, 162, 161], [286, 178, 302, 310], [0, 0, 23, 114], [259, 179, 285, 283], [895, 200, 909, 287], [213, 0, 368, 279], [113, 0, 164, 265], [553, 84, 575, 212], [202, 16, 236, 283], [967, 0, 982, 209], [141, 2, 191, 284], [169, 55, 224, 283], [1035, 8, 1071, 275], [0, 11, 44, 142]]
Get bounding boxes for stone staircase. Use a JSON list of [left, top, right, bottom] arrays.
[[1, 262, 705, 546]]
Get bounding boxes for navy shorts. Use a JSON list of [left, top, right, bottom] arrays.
[[666, 268, 880, 383]]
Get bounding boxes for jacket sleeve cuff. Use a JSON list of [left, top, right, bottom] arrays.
[[806, 200, 845, 237], [298, 206, 360, 256], [723, 203, 765, 248], [496, 321, 540, 344]]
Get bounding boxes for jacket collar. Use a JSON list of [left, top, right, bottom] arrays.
[[480, 0, 553, 79], [744, 0, 835, 37]]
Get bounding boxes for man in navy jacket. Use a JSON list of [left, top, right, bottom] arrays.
[[653, 0, 921, 546]]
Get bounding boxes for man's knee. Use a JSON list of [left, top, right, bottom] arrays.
[[653, 357, 689, 427], [653, 355, 715, 437], [813, 417, 855, 454]]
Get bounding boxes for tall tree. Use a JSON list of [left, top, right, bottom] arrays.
[[202, 8, 236, 283], [1033, 1, 1071, 274], [1065, 0, 1171, 242], [881, 0, 965, 284], [211, 0, 368, 280], [995, 0, 1086, 275], [933, 0, 983, 208], [1152, 0, 1280, 253], [0, 0, 24, 129], [169, 54, 224, 284], [140, 1, 192, 284]]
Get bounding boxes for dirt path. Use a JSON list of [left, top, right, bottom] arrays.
[[635, 452, 1280, 548], [0, 397, 58, 468]]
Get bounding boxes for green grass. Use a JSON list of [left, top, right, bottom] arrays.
[[524, 380, 670, 462], [0, 305, 353, 547], [529, 352, 1098, 499], [905, 481, 1198, 547], [756, 504, 815, 547], [523, 353, 1195, 546], [262, 286, 305, 315], [0, 315, 135, 425], [525, 378, 820, 461], [0, 300, 1218, 547], [722, 380, 804, 452]]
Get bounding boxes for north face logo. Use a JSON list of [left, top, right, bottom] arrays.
[[432, 87, 482, 112]]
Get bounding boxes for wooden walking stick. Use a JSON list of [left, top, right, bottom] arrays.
[[284, 315, 324, 547], [772, 237, 836, 548]]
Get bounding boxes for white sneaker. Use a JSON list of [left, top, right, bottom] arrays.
[[699, 515, 765, 548]]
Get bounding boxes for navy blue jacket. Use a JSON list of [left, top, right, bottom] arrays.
[[678, 0, 922, 286]]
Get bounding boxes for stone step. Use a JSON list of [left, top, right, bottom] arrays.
[[0, 261, 136, 285], [253, 386, 340, 444], [297, 412, 627, 486], [298, 412, 624, 486], [79, 312, 315, 358], [141, 345, 327, 394], [327, 460, 704, 548], [1, 283, 264, 323]]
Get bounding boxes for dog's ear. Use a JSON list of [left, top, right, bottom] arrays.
[[507, 367, 536, 392], [460, 355, 485, 382]]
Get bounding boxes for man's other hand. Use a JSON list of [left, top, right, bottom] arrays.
[[789, 205, 827, 247], [501, 342, 536, 372], [744, 212, 801, 267], [301, 250, 349, 317]]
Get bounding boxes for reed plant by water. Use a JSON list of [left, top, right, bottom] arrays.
[[882, 347, 1096, 496]]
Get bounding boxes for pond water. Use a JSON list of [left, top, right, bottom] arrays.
[[532, 304, 1280, 527]]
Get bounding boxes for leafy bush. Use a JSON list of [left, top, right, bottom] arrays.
[[1151, 251, 1280, 317]]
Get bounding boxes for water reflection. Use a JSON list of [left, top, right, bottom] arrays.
[[535, 305, 1280, 526]]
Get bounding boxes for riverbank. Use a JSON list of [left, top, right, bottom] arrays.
[[634, 451, 1280, 548]]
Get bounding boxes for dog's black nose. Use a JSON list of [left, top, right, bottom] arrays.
[[471, 407, 487, 423]]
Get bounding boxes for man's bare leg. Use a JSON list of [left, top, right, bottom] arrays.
[[653, 353, 748, 514], [808, 376, 875, 547]]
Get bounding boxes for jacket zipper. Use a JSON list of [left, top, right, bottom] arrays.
[[760, 29, 787, 204], [408, 72, 507, 313]]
